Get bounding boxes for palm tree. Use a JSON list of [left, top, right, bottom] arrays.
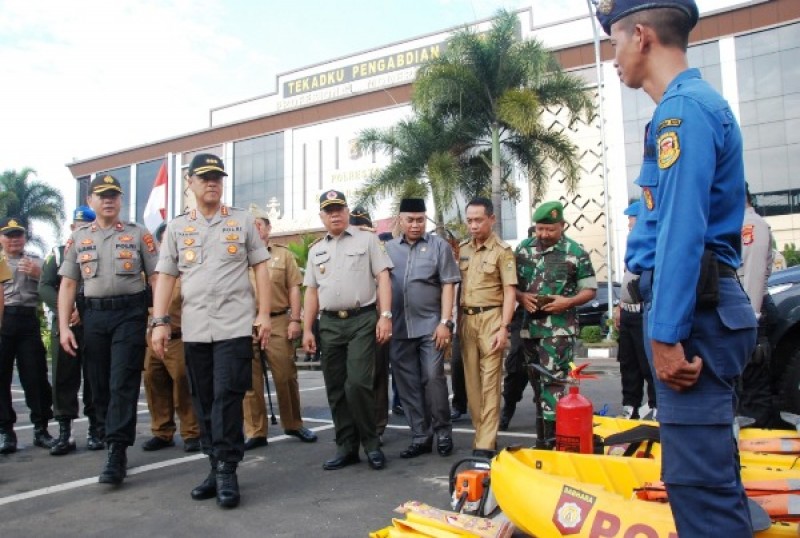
[[413, 9, 594, 233], [354, 114, 479, 230], [0, 168, 66, 252]]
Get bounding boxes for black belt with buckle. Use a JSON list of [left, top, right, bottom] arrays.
[[85, 291, 147, 311], [270, 310, 288, 317], [322, 304, 375, 319], [4, 305, 37, 316], [462, 305, 501, 315]]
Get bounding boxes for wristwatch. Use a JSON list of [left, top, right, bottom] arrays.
[[380, 311, 393, 320], [150, 315, 171, 328], [440, 319, 455, 331]]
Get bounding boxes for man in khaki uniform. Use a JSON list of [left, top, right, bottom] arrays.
[[302, 190, 393, 471], [0, 218, 55, 454], [243, 207, 317, 448], [58, 175, 159, 484], [152, 153, 271, 510], [458, 197, 517, 458], [141, 224, 200, 452]]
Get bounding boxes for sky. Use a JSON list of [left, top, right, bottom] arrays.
[[0, 0, 733, 250]]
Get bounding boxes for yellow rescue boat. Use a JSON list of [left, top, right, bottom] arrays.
[[490, 448, 799, 537]]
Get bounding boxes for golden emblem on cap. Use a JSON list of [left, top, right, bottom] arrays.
[[550, 209, 558, 219], [8, 219, 18, 227], [226, 220, 238, 227], [103, 175, 114, 184], [596, 0, 614, 15], [123, 261, 133, 270], [184, 238, 195, 246], [226, 233, 239, 241], [227, 244, 238, 255], [185, 250, 196, 262], [326, 190, 337, 200]]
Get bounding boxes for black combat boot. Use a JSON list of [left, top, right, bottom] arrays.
[[0, 427, 17, 454], [98, 443, 127, 485], [86, 420, 105, 451], [33, 423, 56, 449], [190, 456, 217, 501], [50, 419, 76, 456], [215, 461, 240, 509]]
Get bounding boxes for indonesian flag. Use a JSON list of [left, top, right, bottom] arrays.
[[143, 162, 167, 233]]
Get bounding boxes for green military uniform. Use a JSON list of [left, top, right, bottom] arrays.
[[515, 201, 596, 441], [304, 221, 393, 460]]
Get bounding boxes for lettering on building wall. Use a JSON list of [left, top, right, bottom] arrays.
[[283, 43, 445, 97]]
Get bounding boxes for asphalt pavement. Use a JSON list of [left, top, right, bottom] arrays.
[[0, 359, 623, 537]]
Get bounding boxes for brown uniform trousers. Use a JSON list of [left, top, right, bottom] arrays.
[[143, 280, 199, 441], [458, 233, 517, 451], [243, 313, 303, 435]]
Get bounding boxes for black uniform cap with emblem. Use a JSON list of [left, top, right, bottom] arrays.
[[349, 206, 373, 228], [319, 190, 347, 210], [90, 174, 124, 195], [188, 153, 228, 177], [594, 0, 698, 35], [0, 216, 26, 235]]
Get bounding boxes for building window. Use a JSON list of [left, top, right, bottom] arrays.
[[77, 176, 90, 206], [135, 158, 166, 225], [233, 132, 285, 212]]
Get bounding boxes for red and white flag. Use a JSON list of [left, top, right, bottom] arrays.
[[143, 162, 167, 233]]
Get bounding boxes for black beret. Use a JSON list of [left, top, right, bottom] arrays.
[[595, 0, 698, 35]]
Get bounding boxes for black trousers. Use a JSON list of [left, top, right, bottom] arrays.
[[618, 309, 656, 409], [502, 314, 533, 415], [184, 337, 252, 463], [449, 333, 467, 413], [51, 322, 95, 421], [83, 299, 147, 446], [0, 311, 53, 428]]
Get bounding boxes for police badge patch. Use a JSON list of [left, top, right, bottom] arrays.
[[595, 0, 614, 15], [742, 224, 755, 246], [657, 131, 680, 169]]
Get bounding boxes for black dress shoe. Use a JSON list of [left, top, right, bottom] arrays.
[[392, 405, 404, 416], [366, 449, 386, 470], [284, 427, 317, 443], [400, 443, 432, 459], [437, 436, 454, 457], [450, 408, 465, 421], [141, 436, 175, 451], [322, 452, 360, 470], [183, 437, 201, 452], [243, 436, 267, 450], [471, 448, 496, 459], [33, 426, 56, 449], [0, 429, 17, 454]]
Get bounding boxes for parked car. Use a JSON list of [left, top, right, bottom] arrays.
[[764, 266, 800, 416], [577, 281, 621, 329]]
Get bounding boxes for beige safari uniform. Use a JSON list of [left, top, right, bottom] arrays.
[[144, 278, 199, 442], [244, 243, 305, 437], [155, 206, 269, 342], [0, 257, 11, 284], [458, 232, 517, 451], [60, 221, 158, 296]]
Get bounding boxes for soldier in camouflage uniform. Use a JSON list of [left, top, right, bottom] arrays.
[[514, 201, 596, 447]]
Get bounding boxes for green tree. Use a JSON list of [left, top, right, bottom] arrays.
[[413, 9, 594, 233], [354, 114, 479, 230], [0, 168, 66, 252]]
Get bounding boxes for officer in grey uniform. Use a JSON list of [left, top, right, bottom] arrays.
[[39, 205, 104, 456], [58, 175, 159, 485], [737, 185, 774, 426], [152, 153, 271, 510], [302, 190, 393, 471], [0, 217, 56, 453], [385, 198, 460, 458]]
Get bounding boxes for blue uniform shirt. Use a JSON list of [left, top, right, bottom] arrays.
[[625, 68, 746, 344]]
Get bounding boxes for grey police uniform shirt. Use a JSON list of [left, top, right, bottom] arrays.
[[155, 206, 269, 343], [59, 221, 159, 298], [738, 206, 773, 315], [385, 232, 460, 339], [304, 225, 393, 311], [4, 252, 43, 307]]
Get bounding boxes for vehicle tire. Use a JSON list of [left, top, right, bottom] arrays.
[[778, 347, 800, 419]]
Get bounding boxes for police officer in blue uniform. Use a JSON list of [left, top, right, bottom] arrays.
[[597, 1, 757, 535]]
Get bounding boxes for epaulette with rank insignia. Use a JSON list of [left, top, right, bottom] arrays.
[[496, 239, 511, 249], [459, 239, 470, 247], [309, 237, 324, 248]]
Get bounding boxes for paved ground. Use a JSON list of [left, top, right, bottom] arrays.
[[0, 359, 623, 537]]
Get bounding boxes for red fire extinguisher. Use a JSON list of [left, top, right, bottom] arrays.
[[555, 385, 593, 454]]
